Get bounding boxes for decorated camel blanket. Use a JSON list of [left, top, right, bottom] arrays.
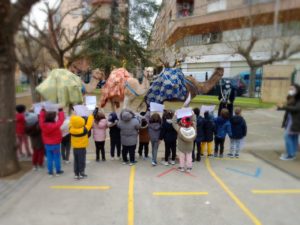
[[145, 68, 188, 105], [100, 68, 132, 108]]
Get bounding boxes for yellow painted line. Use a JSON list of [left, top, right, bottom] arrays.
[[205, 158, 262, 225], [50, 186, 110, 190], [128, 166, 135, 225], [153, 192, 208, 196], [252, 189, 300, 194]]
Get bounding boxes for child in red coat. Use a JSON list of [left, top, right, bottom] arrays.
[[16, 105, 31, 157], [39, 108, 65, 177]]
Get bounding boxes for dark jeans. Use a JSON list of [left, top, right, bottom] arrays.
[[61, 135, 71, 161], [164, 141, 176, 162], [122, 145, 136, 163], [214, 137, 225, 155], [138, 142, 149, 157], [192, 141, 201, 161], [95, 141, 106, 160], [73, 148, 86, 176], [110, 139, 121, 158]]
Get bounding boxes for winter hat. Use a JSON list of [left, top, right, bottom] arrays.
[[108, 112, 118, 122], [181, 116, 192, 127], [25, 112, 38, 126]]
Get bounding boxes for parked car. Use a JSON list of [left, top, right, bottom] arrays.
[[239, 69, 262, 93]]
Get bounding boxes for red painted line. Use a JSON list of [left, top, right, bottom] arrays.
[[157, 168, 176, 178], [185, 172, 197, 178]]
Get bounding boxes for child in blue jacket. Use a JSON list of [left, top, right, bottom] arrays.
[[214, 108, 232, 158], [228, 107, 247, 158]]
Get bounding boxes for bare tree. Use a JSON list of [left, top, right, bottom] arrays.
[[0, 0, 40, 177], [227, 8, 300, 97], [15, 29, 45, 103], [25, 1, 100, 68]]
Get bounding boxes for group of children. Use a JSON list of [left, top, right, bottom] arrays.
[[16, 103, 247, 178]]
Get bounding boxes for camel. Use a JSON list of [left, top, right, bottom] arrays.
[[143, 67, 224, 109], [100, 67, 152, 112], [82, 69, 105, 93]]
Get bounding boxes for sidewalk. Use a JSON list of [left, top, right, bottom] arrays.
[[250, 150, 300, 180]]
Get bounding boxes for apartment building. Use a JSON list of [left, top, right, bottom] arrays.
[[150, 0, 300, 78]]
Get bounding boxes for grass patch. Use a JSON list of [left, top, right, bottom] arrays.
[[15, 84, 29, 93], [192, 95, 275, 109]]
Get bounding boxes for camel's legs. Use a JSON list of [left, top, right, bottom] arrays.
[[110, 100, 116, 112], [123, 96, 129, 110]]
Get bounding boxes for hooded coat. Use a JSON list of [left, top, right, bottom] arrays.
[[39, 109, 65, 145], [139, 121, 150, 143], [214, 117, 232, 139], [172, 114, 196, 153], [69, 114, 94, 148], [117, 109, 141, 146], [230, 115, 247, 139], [93, 119, 108, 142], [25, 122, 44, 149], [160, 119, 177, 142], [148, 122, 161, 142]]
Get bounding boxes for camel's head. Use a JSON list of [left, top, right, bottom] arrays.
[[215, 67, 224, 77], [91, 68, 105, 81], [144, 67, 154, 80]]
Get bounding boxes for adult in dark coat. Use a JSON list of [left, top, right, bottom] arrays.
[[218, 80, 236, 117], [278, 84, 300, 160]]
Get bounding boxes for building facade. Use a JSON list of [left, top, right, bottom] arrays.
[[150, 0, 300, 79]]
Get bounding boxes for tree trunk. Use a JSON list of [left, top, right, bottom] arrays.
[[249, 67, 257, 98], [0, 29, 20, 177], [28, 72, 40, 103]]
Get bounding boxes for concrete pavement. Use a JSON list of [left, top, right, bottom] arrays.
[[1, 108, 300, 225]]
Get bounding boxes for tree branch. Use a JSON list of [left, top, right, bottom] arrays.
[[11, 0, 40, 31]]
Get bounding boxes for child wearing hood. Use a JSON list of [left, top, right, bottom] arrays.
[[214, 108, 232, 158], [160, 110, 177, 166], [117, 109, 141, 166], [25, 112, 44, 170], [69, 108, 96, 179], [138, 117, 150, 160], [108, 112, 121, 160], [228, 107, 247, 158], [172, 113, 196, 172], [93, 111, 108, 162], [148, 113, 162, 166]]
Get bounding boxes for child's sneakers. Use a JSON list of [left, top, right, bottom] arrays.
[[227, 153, 234, 158], [177, 167, 185, 172], [56, 171, 64, 176], [186, 168, 192, 173], [219, 154, 224, 158], [170, 160, 176, 165], [48, 172, 54, 178], [79, 173, 88, 179], [163, 161, 169, 166], [214, 153, 218, 158], [208, 154, 214, 158], [152, 161, 157, 166], [74, 175, 80, 180], [235, 154, 239, 158]]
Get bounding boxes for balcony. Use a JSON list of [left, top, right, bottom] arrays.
[[166, 0, 300, 46]]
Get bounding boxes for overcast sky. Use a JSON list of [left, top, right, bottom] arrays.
[[30, 0, 162, 28]]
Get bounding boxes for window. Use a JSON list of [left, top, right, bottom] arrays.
[[207, 0, 226, 13], [180, 32, 222, 47], [176, 0, 194, 18]]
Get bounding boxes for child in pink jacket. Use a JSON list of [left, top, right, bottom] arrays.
[[93, 111, 108, 161]]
